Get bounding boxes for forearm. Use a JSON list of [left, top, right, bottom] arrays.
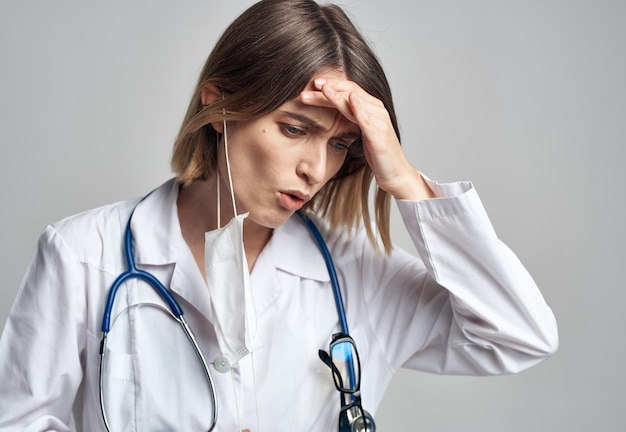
[[397, 179, 558, 371]]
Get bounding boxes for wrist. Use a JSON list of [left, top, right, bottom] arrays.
[[387, 168, 435, 201]]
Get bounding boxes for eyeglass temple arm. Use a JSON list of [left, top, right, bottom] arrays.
[[318, 349, 345, 388], [319, 349, 351, 408]]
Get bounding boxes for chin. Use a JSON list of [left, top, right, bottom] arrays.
[[249, 209, 293, 230]]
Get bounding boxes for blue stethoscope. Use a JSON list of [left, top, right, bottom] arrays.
[[98, 206, 366, 431]]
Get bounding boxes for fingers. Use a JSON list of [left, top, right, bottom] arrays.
[[318, 80, 358, 124], [300, 78, 384, 129], [300, 78, 379, 110], [299, 81, 343, 111]]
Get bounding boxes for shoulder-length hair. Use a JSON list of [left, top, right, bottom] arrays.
[[172, 0, 399, 252]]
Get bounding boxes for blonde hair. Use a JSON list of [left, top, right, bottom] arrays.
[[172, 0, 399, 252]]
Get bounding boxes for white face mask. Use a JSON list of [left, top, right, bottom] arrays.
[[204, 117, 262, 372], [204, 212, 262, 371]]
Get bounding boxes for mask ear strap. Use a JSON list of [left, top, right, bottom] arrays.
[[222, 110, 238, 218], [216, 168, 221, 228]]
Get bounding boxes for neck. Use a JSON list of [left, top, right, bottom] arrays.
[[241, 218, 273, 271], [177, 177, 273, 273]]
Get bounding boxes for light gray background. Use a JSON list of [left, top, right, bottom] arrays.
[[1, 1, 624, 431]]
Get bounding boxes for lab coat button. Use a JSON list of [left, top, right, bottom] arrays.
[[214, 356, 231, 373]]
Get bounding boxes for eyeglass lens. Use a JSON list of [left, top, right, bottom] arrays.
[[323, 335, 376, 432], [330, 339, 360, 392]]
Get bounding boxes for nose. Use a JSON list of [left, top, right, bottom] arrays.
[[296, 141, 327, 185]]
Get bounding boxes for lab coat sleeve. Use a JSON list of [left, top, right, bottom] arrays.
[[0, 226, 85, 431], [361, 178, 558, 376]]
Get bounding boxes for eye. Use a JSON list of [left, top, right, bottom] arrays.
[[329, 140, 350, 152], [281, 124, 304, 136]]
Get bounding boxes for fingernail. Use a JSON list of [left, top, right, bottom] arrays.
[[314, 78, 327, 86], [301, 91, 314, 101]]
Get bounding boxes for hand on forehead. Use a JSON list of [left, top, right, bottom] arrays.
[[272, 70, 360, 138], [299, 68, 379, 131]]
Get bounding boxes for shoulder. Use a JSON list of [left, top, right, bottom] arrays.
[[42, 179, 178, 270], [44, 197, 139, 267]]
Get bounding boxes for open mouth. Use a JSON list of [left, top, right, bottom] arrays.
[[279, 191, 307, 211]]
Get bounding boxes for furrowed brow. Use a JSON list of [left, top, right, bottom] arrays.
[[279, 110, 325, 133], [279, 110, 360, 141]]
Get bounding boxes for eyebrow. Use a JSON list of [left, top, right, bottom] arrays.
[[278, 110, 360, 141]]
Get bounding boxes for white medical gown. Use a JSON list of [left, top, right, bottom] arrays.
[[0, 177, 558, 431]]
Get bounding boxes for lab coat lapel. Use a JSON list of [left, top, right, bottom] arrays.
[[270, 215, 331, 282], [129, 178, 215, 323], [250, 215, 330, 316], [169, 244, 215, 323]]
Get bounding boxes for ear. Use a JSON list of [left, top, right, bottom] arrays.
[[200, 82, 225, 134]]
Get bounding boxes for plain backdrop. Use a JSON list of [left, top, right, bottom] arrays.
[[1, 1, 624, 431]]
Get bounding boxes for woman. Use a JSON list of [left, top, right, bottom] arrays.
[[0, 0, 558, 430]]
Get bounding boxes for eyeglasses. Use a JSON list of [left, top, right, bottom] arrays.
[[319, 333, 376, 432]]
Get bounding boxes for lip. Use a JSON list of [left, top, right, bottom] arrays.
[[278, 190, 311, 211], [281, 190, 311, 202]]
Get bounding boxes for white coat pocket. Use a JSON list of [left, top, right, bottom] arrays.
[[85, 329, 137, 432]]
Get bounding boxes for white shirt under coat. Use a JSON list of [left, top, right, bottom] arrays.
[[0, 177, 558, 431]]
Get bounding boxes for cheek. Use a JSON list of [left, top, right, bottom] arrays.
[[231, 127, 265, 162], [233, 128, 288, 176], [249, 129, 279, 167]]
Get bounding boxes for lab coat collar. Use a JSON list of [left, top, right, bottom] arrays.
[[130, 178, 181, 266], [129, 180, 330, 320], [128, 179, 331, 284], [269, 214, 331, 282]]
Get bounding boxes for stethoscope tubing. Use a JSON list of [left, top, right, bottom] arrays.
[[98, 206, 218, 432], [295, 211, 358, 392], [101, 213, 183, 333], [296, 211, 350, 335]]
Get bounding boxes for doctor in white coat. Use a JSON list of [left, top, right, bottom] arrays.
[[0, 1, 558, 431]]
